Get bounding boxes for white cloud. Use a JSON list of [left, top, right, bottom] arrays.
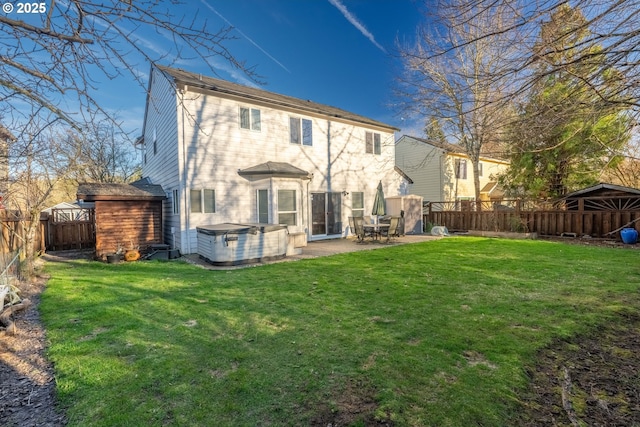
[[328, 0, 387, 54]]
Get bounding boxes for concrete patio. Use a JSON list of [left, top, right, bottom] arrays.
[[184, 234, 442, 270]]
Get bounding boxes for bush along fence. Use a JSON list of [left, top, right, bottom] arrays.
[[424, 196, 640, 239]]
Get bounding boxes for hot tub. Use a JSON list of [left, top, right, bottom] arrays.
[[196, 223, 288, 266]]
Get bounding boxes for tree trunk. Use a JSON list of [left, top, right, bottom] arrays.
[[22, 210, 40, 277]]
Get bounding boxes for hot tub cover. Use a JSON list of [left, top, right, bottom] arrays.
[[196, 223, 287, 236]]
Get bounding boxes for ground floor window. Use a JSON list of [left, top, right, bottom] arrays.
[[351, 191, 364, 217], [190, 189, 216, 213], [277, 189, 297, 225], [257, 189, 269, 223]]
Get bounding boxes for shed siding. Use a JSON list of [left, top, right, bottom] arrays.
[[94, 200, 163, 257]]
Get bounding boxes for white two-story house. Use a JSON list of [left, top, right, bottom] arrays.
[[140, 65, 406, 254]]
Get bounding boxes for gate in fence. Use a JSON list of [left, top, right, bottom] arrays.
[[44, 208, 96, 251]]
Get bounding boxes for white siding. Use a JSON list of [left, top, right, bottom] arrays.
[[144, 69, 403, 253], [141, 68, 181, 249]]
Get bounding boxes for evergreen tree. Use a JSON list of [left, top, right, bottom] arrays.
[[500, 4, 631, 199]]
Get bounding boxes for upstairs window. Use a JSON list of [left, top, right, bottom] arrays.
[[365, 132, 381, 155], [240, 107, 261, 131], [455, 159, 467, 180], [290, 117, 313, 146]]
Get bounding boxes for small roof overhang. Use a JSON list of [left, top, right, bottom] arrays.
[[77, 180, 166, 202], [480, 181, 505, 198], [238, 161, 312, 180]]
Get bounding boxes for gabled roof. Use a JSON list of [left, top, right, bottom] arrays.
[[563, 183, 640, 198], [77, 181, 166, 201], [394, 166, 414, 184], [156, 65, 399, 132], [238, 161, 311, 179]]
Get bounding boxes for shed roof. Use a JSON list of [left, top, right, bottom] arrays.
[[77, 181, 166, 201], [238, 161, 311, 179], [157, 65, 399, 132], [562, 183, 640, 198]]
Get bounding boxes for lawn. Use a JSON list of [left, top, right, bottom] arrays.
[[40, 237, 640, 426]]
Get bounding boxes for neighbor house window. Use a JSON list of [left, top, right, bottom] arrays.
[[190, 189, 216, 213], [257, 189, 269, 223], [172, 189, 179, 215], [478, 162, 483, 177], [240, 107, 261, 131], [455, 159, 467, 179], [277, 189, 297, 226], [365, 132, 381, 155], [352, 192, 364, 217], [290, 117, 313, 146]]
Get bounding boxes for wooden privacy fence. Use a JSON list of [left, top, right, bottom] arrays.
[[0, 208, 96, 253], [425, 197, 640, 238], [0, 211, 46, 254], [43, 208, 96, 251]]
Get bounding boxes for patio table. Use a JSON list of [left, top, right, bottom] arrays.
[[364, 223, 390, 241]]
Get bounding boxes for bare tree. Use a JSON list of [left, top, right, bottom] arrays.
[[430, 0, 640, 112], [0, 1, 256, 133], [396, 0, 520, 205], [0, 1, 256, 272], [67, 120, 141, 184], [5, 117, 83, 274]]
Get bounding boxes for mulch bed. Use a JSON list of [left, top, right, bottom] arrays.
[[0, 274, 67, 426]]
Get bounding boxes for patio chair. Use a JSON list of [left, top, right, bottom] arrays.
[[348, 216, 356, 237], [353, 216, 373, 242], [380, 217, 400, 242]]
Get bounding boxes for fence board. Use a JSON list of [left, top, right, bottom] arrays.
[[425, 198, 640, 239]]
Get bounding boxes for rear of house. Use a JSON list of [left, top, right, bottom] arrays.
[[140, 66, 406, 255]]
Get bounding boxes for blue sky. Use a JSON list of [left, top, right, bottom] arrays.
[[106, 0, 424, 137]]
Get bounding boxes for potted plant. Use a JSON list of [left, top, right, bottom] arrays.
[[107, 243, 124, 263]]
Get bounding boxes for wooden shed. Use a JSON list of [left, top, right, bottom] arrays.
[[77, 180, 166, 258], [562, 183, 640, 211]]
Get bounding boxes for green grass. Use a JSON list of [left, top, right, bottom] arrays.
[[40, 237, 640, 426]]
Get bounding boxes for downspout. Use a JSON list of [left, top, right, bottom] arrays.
[[179, 86, 191, 254]]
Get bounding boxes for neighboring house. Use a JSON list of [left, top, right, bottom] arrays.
[[395, 135, 509, 203], [139, 65, 406, 255], [42, 201, 95, 222]]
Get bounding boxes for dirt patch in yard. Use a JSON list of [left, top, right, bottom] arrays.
[[513, 311, 640, 426]]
